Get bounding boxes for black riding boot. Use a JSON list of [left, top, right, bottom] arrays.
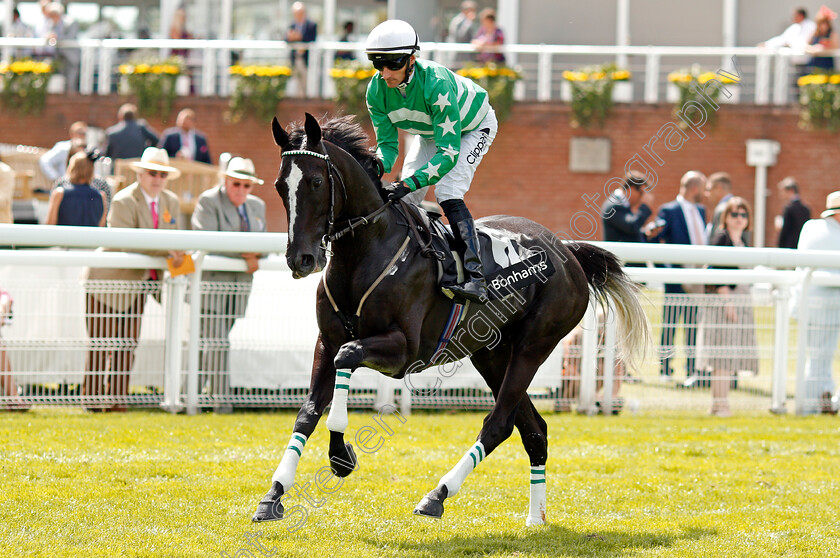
[[449, 217, 488, 303]]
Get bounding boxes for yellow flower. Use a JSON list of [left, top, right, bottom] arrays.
[[134, 63, 151, 74], [611, 70, 631, 81], [591, 71, 606, 80], [830, 74, 840, 84]]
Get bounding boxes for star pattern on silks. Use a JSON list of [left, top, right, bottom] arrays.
[[432, 93, 451, 113], [438, 116, 457, 136], [424, 162, 441, 180], [441, 145, 459, 162]]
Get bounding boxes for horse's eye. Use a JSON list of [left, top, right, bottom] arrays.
[[312, 177, 323, 189]]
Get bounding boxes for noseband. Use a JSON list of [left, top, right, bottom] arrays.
[[282, 144, 391, 252]]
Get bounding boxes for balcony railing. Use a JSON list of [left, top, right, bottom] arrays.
[[0, 37, 827, 105]]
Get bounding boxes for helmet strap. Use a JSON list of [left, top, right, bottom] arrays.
[[401, 57, 416, 85]]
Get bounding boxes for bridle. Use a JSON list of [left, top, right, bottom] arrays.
[[282, 143, 390, 254]]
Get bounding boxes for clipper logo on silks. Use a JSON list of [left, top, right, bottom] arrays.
[[466, 128, 491, 165], [485, 250, 555, 301]]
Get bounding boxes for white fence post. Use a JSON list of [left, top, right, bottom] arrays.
[[770, 285, 791, 414], [161, 275, 187, 413], [578, 301, 598, 415], [601, 301, 617, 415], [537, 50, 552, 102], [644, 51, 660, 104], [185, 252, 206, 415], [794, 269, 813, 415]]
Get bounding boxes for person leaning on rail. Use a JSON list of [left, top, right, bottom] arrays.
[[81, 148, 185, 412]]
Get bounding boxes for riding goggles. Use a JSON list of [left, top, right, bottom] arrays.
[[369, 54, 410, 72]]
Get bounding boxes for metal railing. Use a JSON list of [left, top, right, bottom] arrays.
[[0, 37, 825, 104], [0, 225, 838, 415]]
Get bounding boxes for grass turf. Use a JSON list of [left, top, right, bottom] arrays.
[[1, 408, 838, 557]]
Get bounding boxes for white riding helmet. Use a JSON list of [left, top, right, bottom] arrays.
[[365, 20, 420, 57]]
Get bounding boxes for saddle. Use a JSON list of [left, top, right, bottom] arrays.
[[395, 201, 556, 301]]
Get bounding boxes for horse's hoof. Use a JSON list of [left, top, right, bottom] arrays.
[[330, 443, 358, 478], [413, 485, 448, 519], [252, 481, 284, 522]]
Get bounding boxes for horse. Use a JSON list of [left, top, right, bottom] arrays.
[[252, 113, 650, 526]]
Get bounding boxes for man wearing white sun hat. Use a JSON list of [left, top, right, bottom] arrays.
[[191, 157, 267, 412], [82, 147, 185, 411], [796, 190, 840, 415]]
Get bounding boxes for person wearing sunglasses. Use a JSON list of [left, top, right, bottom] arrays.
[[191, 157, 266, 412], [700, 197, 759, 416], [82, 147, 184, 412], [365, 19, 498, 303]]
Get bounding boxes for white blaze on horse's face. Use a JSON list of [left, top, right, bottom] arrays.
[[285, 160, 304, 244]]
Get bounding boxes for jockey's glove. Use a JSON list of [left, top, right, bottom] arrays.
[[383, 181, 413, 201], [368, 148, 384, 179]]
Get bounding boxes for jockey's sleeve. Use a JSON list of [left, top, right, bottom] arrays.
[[408, 76, 462, 190], [366, 83, 399, 174]]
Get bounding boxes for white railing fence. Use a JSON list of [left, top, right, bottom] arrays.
[[0, 225, 838, 416], [0, 37, 823, 105]]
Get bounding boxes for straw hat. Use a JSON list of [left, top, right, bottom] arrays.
[[224, 157, 264, 185], [821, 190, 840, 218], [130, 147, 181, 179]]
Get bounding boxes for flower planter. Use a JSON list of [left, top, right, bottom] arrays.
[[612, 81, 633, 103], [47, 74, 65, 94], [560, 80, 572, 102], [719, 84, 740, 104], [175, 75, 191, 96], [666, 83, 682, 103], [668, 82, 740, 105]]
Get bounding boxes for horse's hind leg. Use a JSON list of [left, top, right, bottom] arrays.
[[516, 397, 548, 525], [415, 343, 549, 525]]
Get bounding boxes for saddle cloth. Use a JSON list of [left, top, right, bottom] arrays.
[[415, 208, 556, 301]]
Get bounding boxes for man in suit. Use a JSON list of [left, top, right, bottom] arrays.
[[191, 157, 266, 412], [39, 121, 87, 183], [704, 172, 733, 242], [601, 172, 655, 244], [776, 177, 811, 248], [83, 147, 185, 412], [651, 170, 707, 383], [104, 103, 159, 160], [286, 1, 317, 97], [158, 108, 212, 164]]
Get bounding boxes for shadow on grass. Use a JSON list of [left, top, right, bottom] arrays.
[[366, 524, 715, 557]]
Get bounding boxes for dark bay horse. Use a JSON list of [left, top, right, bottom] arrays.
[[253, 113, 650, 526]]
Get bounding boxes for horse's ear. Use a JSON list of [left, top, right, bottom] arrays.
[[272, 117, 290, 149], [304, 112, 322, 146]]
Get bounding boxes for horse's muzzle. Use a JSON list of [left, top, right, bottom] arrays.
[[288, 252, 324, 278]]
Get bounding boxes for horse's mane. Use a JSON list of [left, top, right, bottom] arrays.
[[287, 114, 382, 185]]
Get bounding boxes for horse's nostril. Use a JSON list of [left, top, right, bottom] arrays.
[[300, 254, 315, 269]]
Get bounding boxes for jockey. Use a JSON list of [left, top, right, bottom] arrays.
[[365, 19, 498, 304]]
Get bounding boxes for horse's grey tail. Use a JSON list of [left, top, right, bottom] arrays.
[[570, 243, 651, 371]]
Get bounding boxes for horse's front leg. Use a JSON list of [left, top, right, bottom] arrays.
[[325, 328, 410, 453], [252, 335, 338, 522]]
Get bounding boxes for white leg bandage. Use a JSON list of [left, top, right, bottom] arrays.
[[271, 432, 308, 489], [439, 442, 485, 497], [526, 465, 546, 526], [325, 370, 352, 433]]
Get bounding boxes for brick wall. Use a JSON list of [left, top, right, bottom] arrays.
[[1, 95, 836, 245]]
